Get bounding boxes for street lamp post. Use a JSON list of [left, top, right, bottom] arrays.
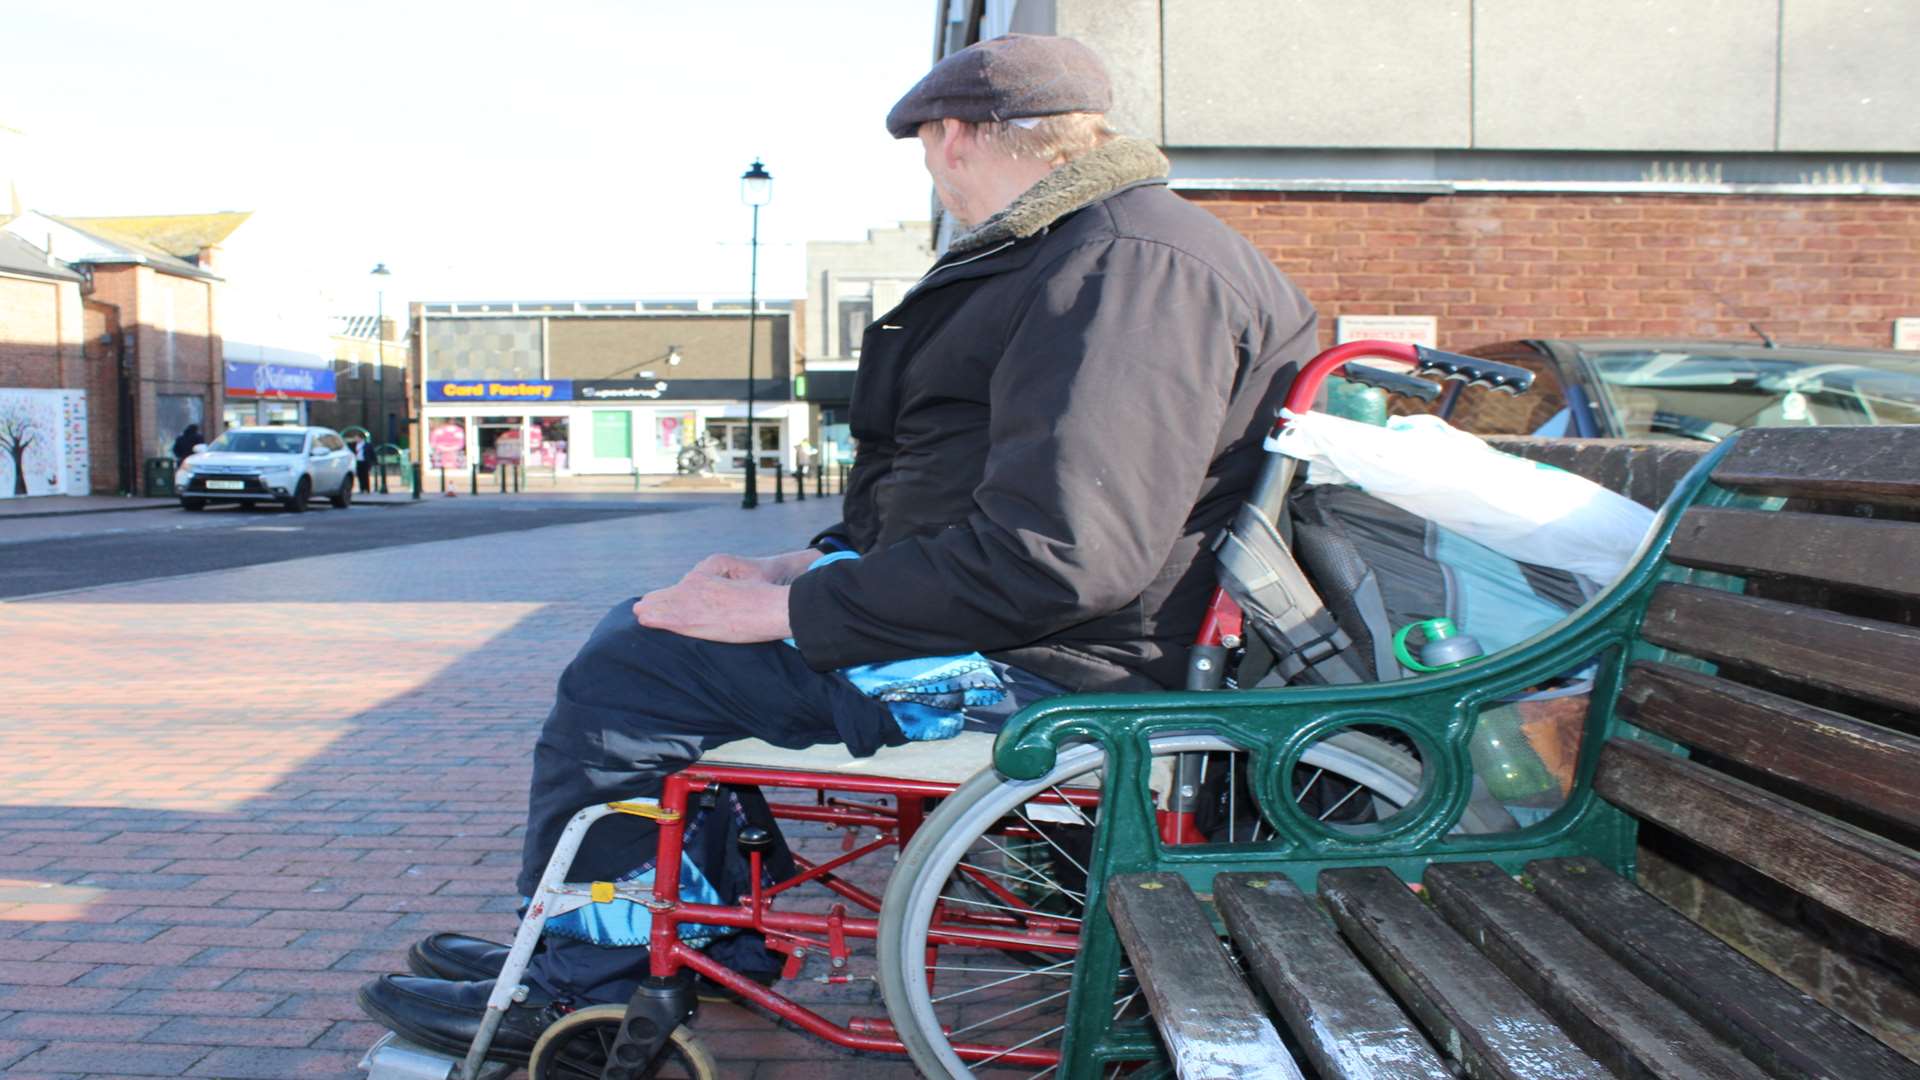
[[370, 263, 392, 449], [740, 159, 771, 510]]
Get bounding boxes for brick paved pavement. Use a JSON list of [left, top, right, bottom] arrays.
[[0, 496, 942, 1079]]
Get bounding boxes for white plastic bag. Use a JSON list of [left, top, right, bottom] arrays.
[[1269, 410, 1655, 587]]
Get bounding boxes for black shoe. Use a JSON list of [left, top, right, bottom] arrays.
[[407, 931, 778, 1005], [408, 933, 512, 982], [356, 975, 564, 1065]]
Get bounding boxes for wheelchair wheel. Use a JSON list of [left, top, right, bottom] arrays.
[[526, 1004, 718, 1080], [877, 730, 1512, 1078]]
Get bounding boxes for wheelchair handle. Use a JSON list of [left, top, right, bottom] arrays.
[[1338, 363, 1441, 403], [1276, 340, 1534, 432]]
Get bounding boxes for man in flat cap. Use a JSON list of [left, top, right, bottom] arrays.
[[360, 33, 1316, 1063]]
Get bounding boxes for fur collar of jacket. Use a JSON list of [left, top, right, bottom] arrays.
[[947, 136, 1170, 255]]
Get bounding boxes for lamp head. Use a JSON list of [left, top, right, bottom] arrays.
[[667, 345, 683, 366], [370, 262, 392, 278], [740, 159, 772, 207]]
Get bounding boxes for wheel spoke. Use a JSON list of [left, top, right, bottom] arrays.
[[1012, 810, 1089, 881], [1316, 780, 1365, 822], [1044, 785, 1097, 827], [976, 835, 1086, 903], [931, 958, 1075, 1004], [935, 891, 1082, 925], [957, 858, 1082, 902]]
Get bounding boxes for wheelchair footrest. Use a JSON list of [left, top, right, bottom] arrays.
[[358, 1031, 513, 1080]]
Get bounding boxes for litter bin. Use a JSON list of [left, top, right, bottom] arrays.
[[144, 457, 178, 497]]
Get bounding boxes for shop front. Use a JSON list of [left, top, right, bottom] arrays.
[[223, 360, 336, 430], [422, 378, 805, 478]]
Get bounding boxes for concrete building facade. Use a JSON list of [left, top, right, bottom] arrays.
[[935, 0, 1920, 352]]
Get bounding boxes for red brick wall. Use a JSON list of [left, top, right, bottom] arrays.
[[0, 274, 85, 389], [1185, 191, 1920, 351]]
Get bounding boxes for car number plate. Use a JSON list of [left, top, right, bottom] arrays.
[[206, 480, 246, 490]]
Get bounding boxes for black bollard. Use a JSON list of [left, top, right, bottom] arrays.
[[470, 464, 478, 496], [773, 461, 785, 503], [795, 466, 805, 501], [816, 463, 825, 497]]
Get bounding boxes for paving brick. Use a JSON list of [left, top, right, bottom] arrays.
[[10, 1041, 209, 1075], [70, 965, 240, 991], [218, 969, 372, 995], [184, 1046, 363, 1078], [0, 960, 98, 986], [46, 943, 204, 967], [115, 990, 282, 1019], [183, 946, 343, 972], [0, 1011, 166, 1042], [16, 922, 163, 944], [0, 986, 131, 1012], [146, 1016, 331, 1048], [125, 906, 267, 927]]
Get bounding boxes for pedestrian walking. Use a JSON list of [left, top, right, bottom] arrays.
[[349, 432, 375, 492]]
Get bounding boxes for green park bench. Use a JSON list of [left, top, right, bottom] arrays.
[[992, 425, 1920, 1079]]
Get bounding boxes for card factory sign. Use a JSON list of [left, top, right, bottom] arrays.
[[426, 379, 675, 402]]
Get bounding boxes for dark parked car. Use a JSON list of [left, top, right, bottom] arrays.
[[1401, 339, 1920, 442]]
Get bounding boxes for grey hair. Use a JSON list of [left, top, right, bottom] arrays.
[[969, 112, 1118, 164]]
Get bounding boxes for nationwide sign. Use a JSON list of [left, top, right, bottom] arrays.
[[224, 360, 337, 401], [576, 380, 670, 401], [427, 380, 572, 402]]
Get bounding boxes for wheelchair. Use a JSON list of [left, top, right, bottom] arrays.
[[359, 341, 1534, 1080]]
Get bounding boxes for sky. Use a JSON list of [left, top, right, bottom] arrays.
[[0, 0, 940, 314]]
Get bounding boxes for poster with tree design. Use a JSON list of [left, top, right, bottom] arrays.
[[0, 390, 67, 498]]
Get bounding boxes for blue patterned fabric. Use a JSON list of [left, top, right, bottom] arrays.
[[799, 551, 1006, 740]]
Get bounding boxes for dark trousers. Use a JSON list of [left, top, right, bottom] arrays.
[[515, 598, 1062, 1003], [355, 460, 374, 491]]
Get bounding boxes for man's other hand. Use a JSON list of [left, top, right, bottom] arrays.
[[684, 549, 819, 587], [633, 576, 793, 643]]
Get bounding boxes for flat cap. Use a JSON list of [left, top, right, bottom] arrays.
[[886, 34, 1113, 139]]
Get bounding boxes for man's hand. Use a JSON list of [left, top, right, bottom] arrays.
[[683, 548, 820, 587], [633, 576, 792, 643]]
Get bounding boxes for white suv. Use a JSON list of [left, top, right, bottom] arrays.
[[175, 426, 356, 512]]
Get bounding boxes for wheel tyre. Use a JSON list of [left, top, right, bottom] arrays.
[[876, 732, 1515, 1078], [526, 1004, 718, 1080], [330, 474, 352, 509], [283, 476, 310, 513], [180, 498, 206, 512]]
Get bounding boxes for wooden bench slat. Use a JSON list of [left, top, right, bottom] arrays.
[[1595, 738, 1920, 949], [1710, 427, 1920, 506], [1640, 583, 1920, 713], [1528, 857, 1920, 1080], [1621, 661, 1920, 830], [1668, 507, 1920, 599], [1212, 874, 1452, 1080], [1426, 861, 1774, 1080], [1318, 867, 1610, 1080], [1106, 872, 1304, 1080]]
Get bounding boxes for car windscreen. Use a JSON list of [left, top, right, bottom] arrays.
[[1580, 348, 1920, 441], [208, 432, 307, 454]]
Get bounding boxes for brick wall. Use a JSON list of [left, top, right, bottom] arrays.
[[0, 274, 85, 390], [1185, 191, 1920, 351]]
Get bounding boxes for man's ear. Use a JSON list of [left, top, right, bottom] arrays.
[[939, 118, 968, 171]]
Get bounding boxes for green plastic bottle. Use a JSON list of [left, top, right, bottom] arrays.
[[1393, 618, 1560, 807]]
